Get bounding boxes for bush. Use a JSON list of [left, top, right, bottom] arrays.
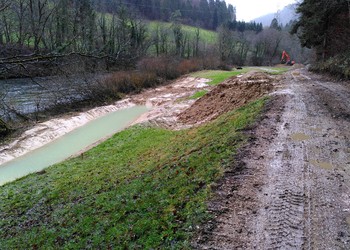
[[137, 57, 206, 80], [311, 51, 350, 79], [94, 55, 222, 103], [89, 71, 159, 102], [176, 59, 202, 75], [137, 57, 181, 80]]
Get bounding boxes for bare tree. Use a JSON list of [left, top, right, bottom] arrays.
[[0, 0, 10, 12], [348, 0, 350, 24], [218, 25, 235, 63], [28, 0, 55, 51], [12, 0, 28, 46]]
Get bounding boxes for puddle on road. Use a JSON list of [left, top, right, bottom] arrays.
[[310, 127, 322, 132], [310, 160, 333, 170], [291, 133, 311, 141]]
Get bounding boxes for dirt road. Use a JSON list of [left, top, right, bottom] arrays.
[[193, 68, 350, 249]]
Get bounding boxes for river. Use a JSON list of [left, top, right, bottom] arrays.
[[0, 74, 102, 121]]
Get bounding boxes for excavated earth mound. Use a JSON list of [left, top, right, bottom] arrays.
[[178, 72, 275, 125]]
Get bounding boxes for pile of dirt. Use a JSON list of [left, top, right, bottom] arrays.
[[178, 72, 275, 125]]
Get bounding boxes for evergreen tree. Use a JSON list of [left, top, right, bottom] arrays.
[[199, 0, 210, 28], [292, 0, 350, 60], [270, 18, 281, 30]]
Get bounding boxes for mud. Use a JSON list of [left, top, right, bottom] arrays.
[[130, 76, 212, 128], [0, 76, 211, 165], [178, 72, 274, 125], [192, 68, 350, 249]]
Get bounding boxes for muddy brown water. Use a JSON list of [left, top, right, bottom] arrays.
[[291, 132, 311, 141], [310, 159, 334, 170]]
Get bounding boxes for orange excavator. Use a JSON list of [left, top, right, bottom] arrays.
[[281, 50, 295, 66]]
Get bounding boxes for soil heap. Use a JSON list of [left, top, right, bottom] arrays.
[[178, 72, 274, 125]]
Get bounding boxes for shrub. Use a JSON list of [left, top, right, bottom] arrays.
[[137, 57, 181, 79], [176, 59, 201, 75], [90, 71, 159, 102], [94, 55, 222, 104], [311, 51, 350, 79]]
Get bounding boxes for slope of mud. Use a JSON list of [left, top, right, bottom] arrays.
[[178, 72, 274, 125]]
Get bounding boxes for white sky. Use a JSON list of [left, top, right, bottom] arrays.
[[226, 0, 297, 21]]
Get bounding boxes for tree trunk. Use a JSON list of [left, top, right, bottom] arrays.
[[348, 0, 350, 24]]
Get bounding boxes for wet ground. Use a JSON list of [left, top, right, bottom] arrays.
[[2, 68, 349, 248], [192, 68, 350, 249], [0, 76, 211, 166]]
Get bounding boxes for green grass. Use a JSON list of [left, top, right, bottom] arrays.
[[148, 21, 218, 45], [0, 98, 267, 249], [189, 90, 208, 99], [190, 69, 249, 86]]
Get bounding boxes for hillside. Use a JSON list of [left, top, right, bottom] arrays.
[[253, 4, 298, 27], [94, 0, 235, 30]]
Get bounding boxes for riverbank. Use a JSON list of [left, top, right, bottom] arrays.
[[0, 76, 212, 169]]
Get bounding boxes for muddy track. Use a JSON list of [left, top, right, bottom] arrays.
[[193, 68, 350, 249]]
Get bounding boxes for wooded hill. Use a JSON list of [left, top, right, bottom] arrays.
[[0, 0, 262, 78], [94, 0, 236, 30]]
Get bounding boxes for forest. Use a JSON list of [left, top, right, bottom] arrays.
[[0, 0, 348, 72], [0, 0, 305, 76], [292, 0, 350, 77]]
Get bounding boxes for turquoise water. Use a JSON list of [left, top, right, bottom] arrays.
[[0, 106, 148, 186]]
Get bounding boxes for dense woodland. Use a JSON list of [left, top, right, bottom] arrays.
[[0, 0, 235, 56], [94, 0, 236, 30], [0, 0, 304, 74], [291, 0, 350, 77], [0, 0, 348, 71]]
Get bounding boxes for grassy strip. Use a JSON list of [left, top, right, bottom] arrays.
[[190, 70, 246, 86], [189, 90, 208, 99], [0, 98, 267, 249]]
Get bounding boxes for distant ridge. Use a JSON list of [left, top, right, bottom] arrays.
[[253, 4, 298, 27]]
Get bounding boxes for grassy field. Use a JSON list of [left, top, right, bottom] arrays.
[[189, 90, 208, 99], [0, 97, 267, 249], [148, 21, 217, 45]]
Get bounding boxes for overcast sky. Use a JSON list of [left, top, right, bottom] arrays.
[[226, 0, 297, 21]]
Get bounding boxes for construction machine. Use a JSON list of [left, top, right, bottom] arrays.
[[281, 50, 295, 66]]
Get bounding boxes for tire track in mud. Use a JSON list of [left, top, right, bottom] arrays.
[[253, 85, 307, 249], [193, 68, 350, 249]]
